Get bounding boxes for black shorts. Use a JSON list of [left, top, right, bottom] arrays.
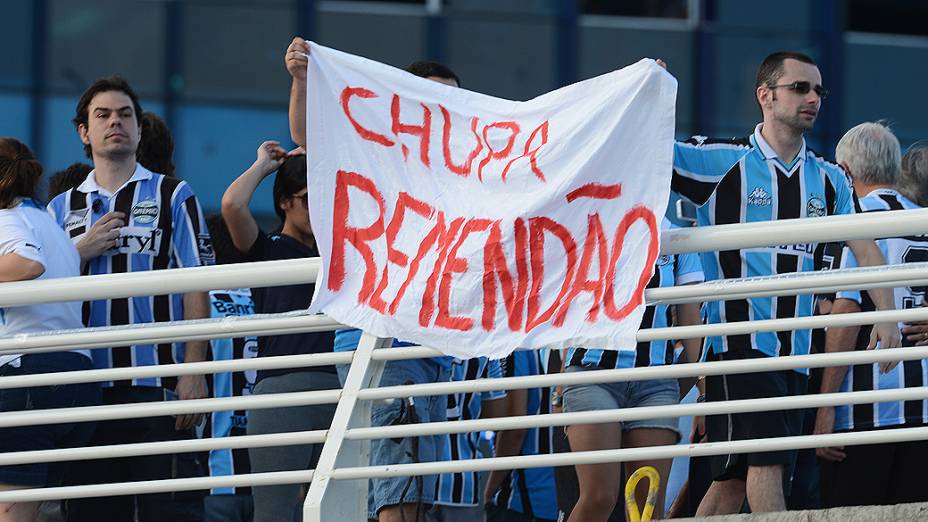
[[819, 430, 928, 508], [705, 350, 807, 483]]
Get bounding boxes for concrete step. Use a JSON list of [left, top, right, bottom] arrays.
[[674, 502, 928, 521]]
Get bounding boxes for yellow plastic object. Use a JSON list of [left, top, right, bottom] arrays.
[[624, 465, 661, 522]]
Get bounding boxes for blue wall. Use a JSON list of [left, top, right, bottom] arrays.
[[5, 0, 928, 219]]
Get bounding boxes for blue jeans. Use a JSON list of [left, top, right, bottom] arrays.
[[562, 367, 681, 439], [0, 352, 100, 487], [337, 358, 451, 518]]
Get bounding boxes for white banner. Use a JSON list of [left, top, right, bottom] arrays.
[[306, 43, 677, 360]]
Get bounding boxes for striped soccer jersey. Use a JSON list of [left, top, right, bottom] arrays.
[[434, 357, 506, 507], [566, 220, 704, 369], [833, 189, 928, 431], [207, 288, 258, 494], [48, 164, 213, 388], [493, 349, 558, 520], [672, 124, 857, 369]]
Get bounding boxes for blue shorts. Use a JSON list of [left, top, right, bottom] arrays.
[[0, 352, 101, 487], [562, 367, 681, 440], [337, 358, 451, 518]]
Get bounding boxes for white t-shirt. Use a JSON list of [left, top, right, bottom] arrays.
[[0, 199, 89, 367]]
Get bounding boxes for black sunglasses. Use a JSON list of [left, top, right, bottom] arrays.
[[768, 81, 829, 99]]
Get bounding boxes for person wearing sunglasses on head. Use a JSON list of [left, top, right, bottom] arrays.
[[667, 52, 900, 516], [221, 142, 338, 522]]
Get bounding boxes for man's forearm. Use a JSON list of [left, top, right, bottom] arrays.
[[847, 239, 895, 310], [183, 291, 209, 363], [820, 299, 861, 394], [289, 78, 307, 147]]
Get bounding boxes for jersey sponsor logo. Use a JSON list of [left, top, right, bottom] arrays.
[[109, 226, 163, 255], [656, 254, 672, 266], [807, 196, 826, 217], [772, 243, 815, 256], [63, 208, 90, 231], [747, 186, 771, 206], [211, 298, 255, 316], [131, 199, 159, 224], [197, 234, 215, 264]]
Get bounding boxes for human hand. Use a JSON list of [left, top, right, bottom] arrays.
[[254, 140, 288, 176], [869, 322, 902, 373], [174, 374, 208, 431], [75, 211, 125, 262], [655, 58, 668, 70], [691, 415, 706, 443], [902, 319, 928, 346], [286, 37, 311, 81], [813, 406, 846, 462]]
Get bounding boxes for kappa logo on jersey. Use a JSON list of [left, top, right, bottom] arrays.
[[63, 208, 90, 231], [197, 234, 215, 264], [748, 186, 771, 206], [807, 196, 826, 217], [131, 199, 159, 224], [109, 226, 163, 255]]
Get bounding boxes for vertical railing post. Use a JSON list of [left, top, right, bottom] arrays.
[[303, 332, 392, 521]]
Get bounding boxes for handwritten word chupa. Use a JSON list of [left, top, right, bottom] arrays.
[[327, 170, 660, 334], [341, 86, 550, 182]]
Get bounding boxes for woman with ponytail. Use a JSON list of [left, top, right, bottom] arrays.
[[0, 138, 101, 522]]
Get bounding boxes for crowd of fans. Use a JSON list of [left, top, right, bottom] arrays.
[[0, 38, 927, 522]]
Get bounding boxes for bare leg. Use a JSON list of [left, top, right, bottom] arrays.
[[622, 428, 677, 519], [0, 484, 38, 522], [696, 478, 746, 516], [745, 464, 785, 513], [566, 422, 623, 522]]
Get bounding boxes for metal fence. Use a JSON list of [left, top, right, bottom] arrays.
[[2, 209, 928, 520]]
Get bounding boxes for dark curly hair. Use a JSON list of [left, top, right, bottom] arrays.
[[48, 162, 92, 199], [138, 112, 176, 177], [0, 138, 43, 209], [272, 154, 307, 224]]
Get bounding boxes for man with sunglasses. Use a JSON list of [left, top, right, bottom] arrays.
[[670, 51, 901, 516]]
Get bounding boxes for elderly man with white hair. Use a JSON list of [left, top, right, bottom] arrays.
[[814, 122, 928, 508]]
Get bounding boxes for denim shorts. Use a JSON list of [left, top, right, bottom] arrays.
[[0, 352, 101, 487], [337, 358, 451, 518], [562, 367, 681, 440]]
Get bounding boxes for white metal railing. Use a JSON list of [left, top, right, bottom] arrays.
[[0, 209, 926, 520]]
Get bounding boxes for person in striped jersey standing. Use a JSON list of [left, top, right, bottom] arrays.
[[560, 218, 704, 521], [201, 215, 258, 522], [670, 52, 902, 516], [429, 357, 506, 521], [813, 122, 928, 508], [47, 76, 213, 521], [484, 350, 560, 522]]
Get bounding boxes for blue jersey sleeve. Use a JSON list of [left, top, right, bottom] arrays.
[[675, 251, 705, 285], [171, 182, 214, 268], [47, 193, 67, 225], [672, 138, 750, 206], [481, 358, 507, 401]]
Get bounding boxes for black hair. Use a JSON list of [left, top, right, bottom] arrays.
[[205, 213, 245, 265], [755, 51, 817, 89], [138, 112, 175, 177], [271, 154, 307, 224], [0, 137, 43, 209], [48, 162, 92, 199], [404, 60, 461, 87], [73, 75, 143, 158]]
